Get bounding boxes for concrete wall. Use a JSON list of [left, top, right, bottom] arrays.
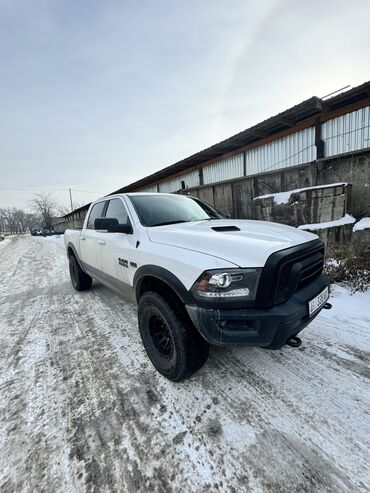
[[304, 224, 354, 248], [182, 150, 370, 225], [253, 184, 351, 227], [316, 152, 370, 217], [302, 224, 370, 252]]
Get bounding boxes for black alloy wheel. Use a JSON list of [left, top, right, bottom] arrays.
[[149, 314, 174, 359]]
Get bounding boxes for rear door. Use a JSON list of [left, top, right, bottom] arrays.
[[80, 200, 107, 273]]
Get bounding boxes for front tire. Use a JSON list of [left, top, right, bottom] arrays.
[[69, 255, 92, 291], [138, 292, 209, 381]]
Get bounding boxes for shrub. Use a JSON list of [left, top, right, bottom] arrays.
[[324, 243, 370, 292]]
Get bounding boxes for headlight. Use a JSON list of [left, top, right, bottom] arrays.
[[191, 268, 262, 306]]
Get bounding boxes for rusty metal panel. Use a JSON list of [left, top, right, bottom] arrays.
[[244, 127, 316, 176], [203, 154, 244, 185], [158, 169, 200, 193], [322, 106, 370, 157]]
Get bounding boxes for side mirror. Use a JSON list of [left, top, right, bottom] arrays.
[[116, 223, 133, 234], [94, 217, 133, 234]]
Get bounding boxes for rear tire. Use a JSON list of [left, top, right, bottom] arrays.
[[138, 291, 209, 381], [69, 255, 92, 291]]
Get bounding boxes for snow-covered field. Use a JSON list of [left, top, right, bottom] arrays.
[[0, 235, 369, 492]]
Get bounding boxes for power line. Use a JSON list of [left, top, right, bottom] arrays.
[[259, 124, 370, 174], [0, 188, 67, 192], [0, 187, 105, 194], [321, 85, 351, 99], [71, 188, 105, 195]]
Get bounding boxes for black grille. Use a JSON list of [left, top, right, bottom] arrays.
[[255, 239, 326, 308], [276, 259, 295, 294], [275, 246, 324, 304], [297, 251, 324, 288]]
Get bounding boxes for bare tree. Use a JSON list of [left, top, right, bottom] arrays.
[[25, 212, 40, 231], [0, 207, 41, 234], [58, 205, 71, 216], [0, 207, 18, 234], [58, 201, 83, 216], [13, 209, 27, 233], [31, 193, 58, 230], [0, 209, 7, 233]]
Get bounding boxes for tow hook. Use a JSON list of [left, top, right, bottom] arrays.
[[323, 302, 332, 309], [286, 336, 302, 348]]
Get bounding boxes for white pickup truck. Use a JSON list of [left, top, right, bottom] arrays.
[[64, 193, 330, 381]]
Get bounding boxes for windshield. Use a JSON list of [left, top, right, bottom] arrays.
[[129, 194, 225, 227]]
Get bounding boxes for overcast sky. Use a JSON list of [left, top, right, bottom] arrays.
[[1, 0, 370, 210]]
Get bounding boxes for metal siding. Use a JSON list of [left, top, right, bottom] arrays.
[[158, 169, 199, 193], [203, 154, 244, 184], [138, 184, 158, 193], [158, 177, 180, 193], [244, 127, 316, 176], [322, 106, 370, 157], [137, 109, 370, 193], [182, 169, 200, 188]]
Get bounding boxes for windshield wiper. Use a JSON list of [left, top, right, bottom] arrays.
[[150, 220, 189, 227]]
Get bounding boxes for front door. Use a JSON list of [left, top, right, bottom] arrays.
[[98, 198, 135, 291]]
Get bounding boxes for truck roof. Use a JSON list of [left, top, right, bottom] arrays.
[[125, 192, 180, 196]]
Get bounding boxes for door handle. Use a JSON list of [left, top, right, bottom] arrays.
[[80, 237, 85, 241], [97, 240, 106, 245]]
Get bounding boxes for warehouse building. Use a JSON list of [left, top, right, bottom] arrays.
[[60, 81, 370, 233]]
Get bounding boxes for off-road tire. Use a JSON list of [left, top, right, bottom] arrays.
[[138, 291, 209, 381], [69, 255, 92, 291]]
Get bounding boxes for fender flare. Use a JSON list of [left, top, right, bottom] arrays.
[[66, 242, 87, 273], [133, 265, 194, 306]]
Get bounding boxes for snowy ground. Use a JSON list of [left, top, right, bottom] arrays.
[[0, 238, 10, 250], [0, 235, 369, 493]]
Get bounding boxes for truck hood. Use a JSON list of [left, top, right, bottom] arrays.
[[147, 219, 318, 267]]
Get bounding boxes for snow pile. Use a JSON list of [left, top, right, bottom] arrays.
[[298, 214, 355, 231], [43, 235, 63, 241], [321, 284, 370, 327], [353, 218, 370, 232], [41, 235, 64, 246], [325, 259, 340, 268], [254, 182, 348, 205], [0, 239, 10, 250]]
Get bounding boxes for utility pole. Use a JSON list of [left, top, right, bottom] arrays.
[[69, 188, 75, 229], [69, 188, 73, 212]]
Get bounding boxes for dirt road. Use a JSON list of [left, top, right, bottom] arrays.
[[0, 235, 369, 492]]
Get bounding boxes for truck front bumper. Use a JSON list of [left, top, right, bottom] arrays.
[[186, 274, 330, 349]]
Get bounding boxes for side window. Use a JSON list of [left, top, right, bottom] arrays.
[[86, 201, 106, 229], [105, 199, 130, 225]]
